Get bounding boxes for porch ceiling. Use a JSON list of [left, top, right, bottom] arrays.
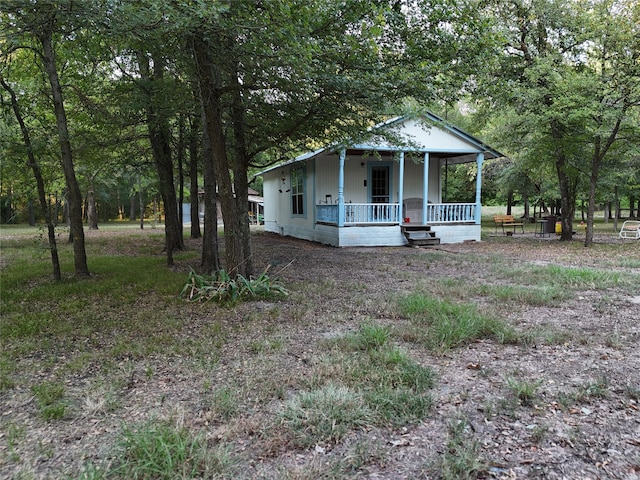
[[344, 149, 483, 164]]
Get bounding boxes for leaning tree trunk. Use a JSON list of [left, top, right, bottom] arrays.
[[585, 119, 622, 247], [39, 23, 89, 277], [1, 75, 61, 281]]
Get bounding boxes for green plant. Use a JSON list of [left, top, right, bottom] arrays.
[[506, 377, 542, 406], [496, 397, 518, 418], [440, 416, 486, 479], [399, 294, 517, 352], [0, 357, 16, 391], [477, 283, 568, 306], [79, 419, 235, 479], [180, 267, 288, 304], [206, 386, 239, 421], [575, 377, 608, 402], [530, 423, 549, 444], [31, 381, 66, 420], [312, 340, 435, 428], [281, 384, 373, 447], [365, 385, 432, 426], [334, 322, 391, 351], [626, 384, 640, 401], [248, 336, 284, 354]]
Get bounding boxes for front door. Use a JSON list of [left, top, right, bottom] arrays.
[[369, 163, 392, 221]]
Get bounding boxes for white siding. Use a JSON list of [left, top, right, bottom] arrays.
[[401, 157, 440, 203], [374, 118, 477, 152], [430, 224, 481, 244]]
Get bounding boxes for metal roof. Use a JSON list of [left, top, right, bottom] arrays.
[[258, 112, 504, 175]]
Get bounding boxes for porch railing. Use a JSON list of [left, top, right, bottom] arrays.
[[317, 202, 476, 225], [424, 203, 476, 223], [347, 203, 401, 223]]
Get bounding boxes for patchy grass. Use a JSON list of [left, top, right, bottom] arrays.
[[31, 381, 66, 421], [439, 415, 486, 479], [506, 376, 542, 407], [280, 384, 374, 448], [78, 418, 236, 479], [398, 294, 518, 352], [1, 225, 639, 479]]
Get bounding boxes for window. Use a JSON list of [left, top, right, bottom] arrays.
[[291, 166, 305, 215]]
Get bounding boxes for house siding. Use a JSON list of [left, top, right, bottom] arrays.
[[260, 113, 500, 248]]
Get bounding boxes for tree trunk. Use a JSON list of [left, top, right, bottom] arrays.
[[613, 186, 619, 233], [38, 23, 89, 277], [585, 118, 622, 247], [138, 179, 145, 229], [129, 194, 136, 222], [230, 69, 253, 278], [177, 114, 185, 227], [192, 36, 245, 277], [87, 182, 98, 230], [551, 119, 575, 241], [585, 172, 598, 247], [137, 52, 184, 265], [506, 190, 513, 216], [28, 198, 36, 226], [1, 75, 62, 281], [189, 113, 202, 239], [199, 107, 220, 274]]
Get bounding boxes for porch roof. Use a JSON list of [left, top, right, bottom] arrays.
[[259, 111, 505, 175]]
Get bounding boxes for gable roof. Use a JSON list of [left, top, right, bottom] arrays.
[[259, 112, 504, 174]]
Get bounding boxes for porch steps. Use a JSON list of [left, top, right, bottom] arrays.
[[402, 225, 440, 247]]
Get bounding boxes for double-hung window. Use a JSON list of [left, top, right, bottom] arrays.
[[291, 166, 305, 216]]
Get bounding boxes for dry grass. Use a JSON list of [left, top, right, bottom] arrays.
[[1, 222, 639, 479]]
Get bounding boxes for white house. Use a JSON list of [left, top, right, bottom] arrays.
[[260, 113, 504, 247]]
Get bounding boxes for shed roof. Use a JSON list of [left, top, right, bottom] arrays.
[[259, 112, 504, 175]]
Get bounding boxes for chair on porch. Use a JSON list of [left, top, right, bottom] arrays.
[[403, 198, 424, 223]]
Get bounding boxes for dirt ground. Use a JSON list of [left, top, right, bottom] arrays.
[[1, 228, 639, 479]]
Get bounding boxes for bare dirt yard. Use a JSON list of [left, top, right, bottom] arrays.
[[1, 227, 639, 479]]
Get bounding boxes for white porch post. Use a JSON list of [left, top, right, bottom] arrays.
[[422, 152, 429, 224], [338, 149, 346, 227], [474, 152, 484, 224], [398, 151, 405, 223]]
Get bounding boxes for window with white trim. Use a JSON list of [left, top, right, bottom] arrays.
[[291, 165, 305, 215]]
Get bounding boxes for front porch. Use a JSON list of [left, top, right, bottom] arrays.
[[316, 202, 477, 226], [261, 113, 503, 247]]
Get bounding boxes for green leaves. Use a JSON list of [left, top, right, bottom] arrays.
[[180, 267, 288, 304]]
